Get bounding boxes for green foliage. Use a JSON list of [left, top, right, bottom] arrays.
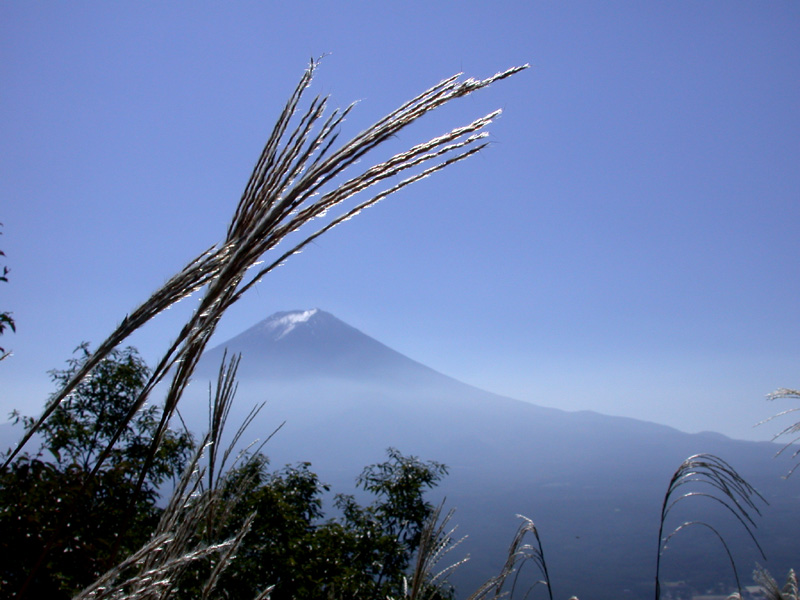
[[0, 223, 14, 360], [177, 448, 450, 600], [0, 345, 193, 599], [26, 343, 191, 487], [337, 447, 449, 595]]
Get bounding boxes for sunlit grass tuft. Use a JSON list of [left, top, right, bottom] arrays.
[[467, 515, 553, 600], [754, 565, 799, 600], [760, 388, 800, 477], [654, 453, 767, 600]]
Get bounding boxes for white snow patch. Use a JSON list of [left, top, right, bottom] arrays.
[[267, 309, 319, 340]]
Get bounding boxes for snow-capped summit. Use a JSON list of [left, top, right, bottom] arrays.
[[260, 309, 320, 341], [198, 308, 439, 383]]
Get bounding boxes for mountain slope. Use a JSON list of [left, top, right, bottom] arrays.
[[199, 308, 481, 386], [182, 309, 800, 600]]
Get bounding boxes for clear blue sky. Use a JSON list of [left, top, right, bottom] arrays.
[[2, 2, 799, 441]]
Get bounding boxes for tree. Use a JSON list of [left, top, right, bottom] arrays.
[[177, 448, 450, 600], [0, 223, 14, 360], [0, 345, 193, 600], [336, 447, 450, 597]]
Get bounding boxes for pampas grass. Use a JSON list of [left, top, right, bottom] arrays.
[[466, 516, 553, 600], [760, 388, 800, 477], [654, 454, 767, 600], [2, 59, 526, 597], [2, 58, 526, 480], [400, 509, 555, 600], [754, 565, 799, 600], [73, 352, 272, 600], [70, 353, 267, 600], [404, 503, 468, 600]]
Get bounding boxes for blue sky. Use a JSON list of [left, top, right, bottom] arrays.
[[2, 2, 799, 441]]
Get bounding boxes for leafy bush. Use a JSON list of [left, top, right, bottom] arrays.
[[0, 345, 193, 599], [177, 449, 450, 600]]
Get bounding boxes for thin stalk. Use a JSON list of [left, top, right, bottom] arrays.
[[654, 454, 767, 600]]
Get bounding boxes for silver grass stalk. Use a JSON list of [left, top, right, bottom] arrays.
[[754, 565, 799, 600], [74, 353, 268, 600], [759, 388, 800, 477], [3, 60, 528, 480], [654, 453, 767, 600], [466, 515, 553, 600], [72, 444, 232, 600], [404, 503, 469, 600]]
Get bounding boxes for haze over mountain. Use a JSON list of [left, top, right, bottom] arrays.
[[179, 309, 800, 599]]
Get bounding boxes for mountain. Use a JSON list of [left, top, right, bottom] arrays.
[[179, 309, 800, 600]]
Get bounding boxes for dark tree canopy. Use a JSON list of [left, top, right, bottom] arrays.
[[0, 345, 193, 600], [177, 448, 450, 600]]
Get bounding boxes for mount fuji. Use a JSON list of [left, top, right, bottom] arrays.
[[178, 309, 800, 600]]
